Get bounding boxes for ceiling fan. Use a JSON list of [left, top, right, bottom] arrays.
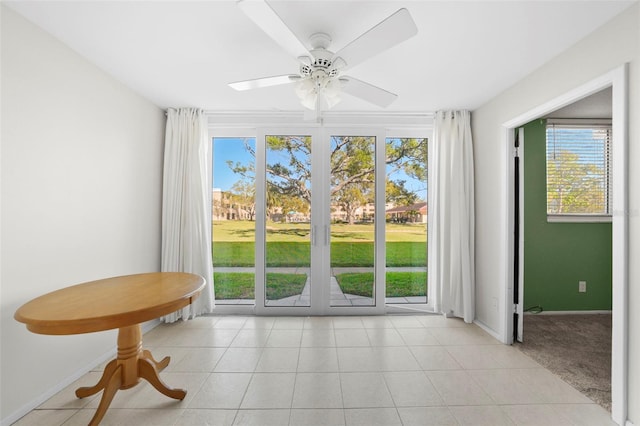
[[228, 0, 418, 117]]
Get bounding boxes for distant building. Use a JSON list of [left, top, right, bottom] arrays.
[[385, 202, 427, 223], [213, 189, 426, 225], [212, 189, 253, 221]]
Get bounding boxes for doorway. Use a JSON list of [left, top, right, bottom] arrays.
[[514, 94, 614, 411], [503, 65, 628, 424]]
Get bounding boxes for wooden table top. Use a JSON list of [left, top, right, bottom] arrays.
[[14, 272, 205, 335]]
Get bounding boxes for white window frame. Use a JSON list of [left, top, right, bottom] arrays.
[[545, 118, 612, 223]]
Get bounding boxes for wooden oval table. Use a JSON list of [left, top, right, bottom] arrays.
[[14, 272, 206, 426]]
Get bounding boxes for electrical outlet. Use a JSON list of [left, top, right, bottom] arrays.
[[579, 281, 587, 293]]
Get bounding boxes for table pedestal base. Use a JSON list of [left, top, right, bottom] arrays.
[[75, 325, 185, 426]]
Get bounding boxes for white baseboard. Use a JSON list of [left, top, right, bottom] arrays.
[[473, 319, 504, 342], [1, 319, 161, 426], [525, 310, 612, 315], [626, 421, 635, 426]]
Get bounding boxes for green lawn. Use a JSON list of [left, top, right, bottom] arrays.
[[336, 272, 427, 298], [212, 220, 427, 298], [214, 271, 426, 300], [214, 272, 307, 300], [213, 241, 426, 267]]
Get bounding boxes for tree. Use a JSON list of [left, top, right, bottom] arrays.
[[230, 179, 256, 221], [547, 149, 606, 214], [333, 183, 372, 224], [386, 138, 428, 182], [385, 179, 418, 206], [266, 136, 313, 204], [227, 136, 428, 218]]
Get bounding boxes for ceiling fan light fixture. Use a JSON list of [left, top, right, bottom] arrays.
[[295, 78, 317, 109], [295, 73, 342, 111], [322, 78, 342, 108]]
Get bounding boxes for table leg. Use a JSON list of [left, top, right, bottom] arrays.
[[88, 365, 122, 426], [142, 349, 170, 371], [138, 357, 186, 400], [75, 359, 118, 398], [75, 324, 187, 424]]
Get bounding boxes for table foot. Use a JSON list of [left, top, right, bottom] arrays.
[[88, 364, 122, 426], [76, 359, 119, 399], [138, 357, 186, 400]]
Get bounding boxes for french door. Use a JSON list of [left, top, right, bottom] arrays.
[[211, 127, 428, 315], [254, 128, 386, 315]]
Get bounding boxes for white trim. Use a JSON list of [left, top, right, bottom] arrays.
[[610, 64, 629, 426], [501, 64, 628, 425], [547, 214, 612, 223], [206, 111, 434, 129]]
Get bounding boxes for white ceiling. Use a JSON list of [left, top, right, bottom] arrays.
[[6, 0, 635, 113]]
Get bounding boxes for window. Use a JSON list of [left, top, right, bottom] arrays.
[[546, 119, 612, 222]]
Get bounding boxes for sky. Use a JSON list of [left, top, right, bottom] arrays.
[[213, 137, 255, 192], [213, 137, 427, 201]]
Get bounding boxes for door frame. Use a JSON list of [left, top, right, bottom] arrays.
[[208, 118, 433, 316], [254, 127, 388, 315], [502, 64, 628, 424]]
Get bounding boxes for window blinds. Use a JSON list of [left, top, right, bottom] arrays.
[[546, 121, 611, 216]]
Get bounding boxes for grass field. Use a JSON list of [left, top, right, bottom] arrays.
[[213, 220, 426, 267], [336, 272, 427, 298], [213, 272, 427, 300], [214, 272, 307, 300], [212, 241, 426, 267], [212, 220, 427, 299], [214, 220, 426, 242]]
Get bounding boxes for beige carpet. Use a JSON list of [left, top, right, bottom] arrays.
[[515, 313, 612, 411]]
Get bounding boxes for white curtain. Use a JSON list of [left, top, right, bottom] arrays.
[[161, 108, 214, 322], [428, 110, 475, 323]]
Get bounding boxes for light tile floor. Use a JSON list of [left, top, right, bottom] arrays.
[[14, 315, 616, 426]]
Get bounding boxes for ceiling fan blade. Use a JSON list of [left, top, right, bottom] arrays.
[[237, 0, 309, 59], [334, 8, 418, 70], [340, 76, 397, 108], [228, 74, 300, 91]]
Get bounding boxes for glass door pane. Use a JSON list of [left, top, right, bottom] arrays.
[[264, 135, 312, 307], [329, 136, 376, 307], [385, 137, 428, 304], [212, 137, 256, 305]]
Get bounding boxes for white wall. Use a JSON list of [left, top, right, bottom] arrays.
[[0, 6, 165, 423], [472, 3, 639, 423]]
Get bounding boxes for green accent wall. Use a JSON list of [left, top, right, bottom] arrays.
[[523, 119, 612, 311]]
